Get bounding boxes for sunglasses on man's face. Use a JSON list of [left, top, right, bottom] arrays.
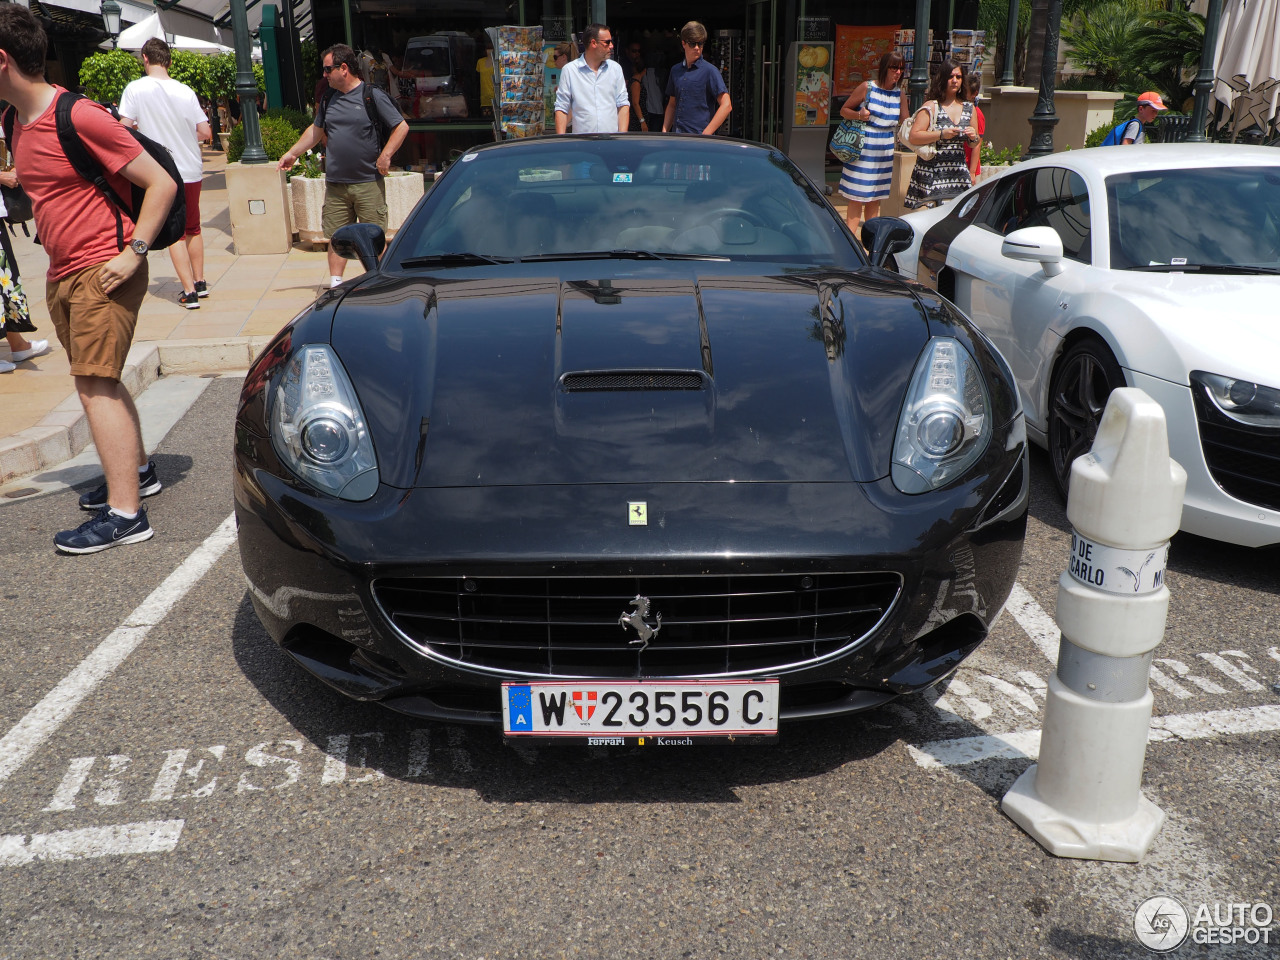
[[684, 40, 705, 48], [322, 64, 341, 74]]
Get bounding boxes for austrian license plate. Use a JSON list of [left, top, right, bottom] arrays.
[[502, 680, 779, 742]]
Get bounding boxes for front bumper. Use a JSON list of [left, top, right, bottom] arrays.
[[233, 427, 1028, 725]]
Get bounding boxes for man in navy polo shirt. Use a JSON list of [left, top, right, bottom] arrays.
[[663, 21, 732, 135]]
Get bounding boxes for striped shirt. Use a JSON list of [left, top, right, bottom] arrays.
[[838, 82, 902, 204]]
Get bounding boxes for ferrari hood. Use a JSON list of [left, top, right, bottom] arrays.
[[332, 270, 931, 488]]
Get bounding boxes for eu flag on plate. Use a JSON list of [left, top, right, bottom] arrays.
[[508, 685, 532, 728]]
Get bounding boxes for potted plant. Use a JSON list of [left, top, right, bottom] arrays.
[[289, 150, 326, 244], [978, 142, 1022, 182]]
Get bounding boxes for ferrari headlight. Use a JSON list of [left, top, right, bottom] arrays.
[[270, 344, 379, 500], [892, 338, 990, 494], [1191, 372, 1280, 428]]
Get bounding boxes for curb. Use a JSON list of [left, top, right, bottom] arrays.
[[0, 337, 273, 485]]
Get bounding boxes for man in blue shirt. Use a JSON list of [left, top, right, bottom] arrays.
[[663, 21, 731, 135], [554, 24, 629, 134]]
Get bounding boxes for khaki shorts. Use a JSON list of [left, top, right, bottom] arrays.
[[46, 260, 148, 380], [322, 179, 388, 237]]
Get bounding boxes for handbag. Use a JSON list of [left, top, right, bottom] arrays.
[[830, 118, 865, 164], [1, 182, 33, 225], [899, 103, 937, 162]]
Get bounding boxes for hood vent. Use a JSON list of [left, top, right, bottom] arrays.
[[561, 370, 705, 392]]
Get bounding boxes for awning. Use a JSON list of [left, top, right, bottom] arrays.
[[18, 0, 310, 44], [152, 0, 312, 41], [109, 11, 233, 52]]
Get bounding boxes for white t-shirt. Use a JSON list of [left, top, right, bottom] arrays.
[[118, 74, 208, 183]]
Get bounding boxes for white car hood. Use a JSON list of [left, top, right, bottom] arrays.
[[1099, 272, 1280, 387]]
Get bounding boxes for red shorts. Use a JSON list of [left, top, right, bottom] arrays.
[[183, 181, 202, 237]]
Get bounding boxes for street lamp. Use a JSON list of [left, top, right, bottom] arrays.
[[101, 0, 122, 49]]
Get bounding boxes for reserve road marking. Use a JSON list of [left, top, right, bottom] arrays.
[[0, 819, 184, 867], [0, 513, 238, 789], [908, 703, 1280, 768], [1004, 582, 1061, 665]]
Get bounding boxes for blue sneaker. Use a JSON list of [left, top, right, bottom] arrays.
[[79, 461, 162, 510], [55, 506, 154, 554]]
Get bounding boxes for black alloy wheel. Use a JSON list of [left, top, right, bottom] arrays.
[[1047, 338, 1125, 500]]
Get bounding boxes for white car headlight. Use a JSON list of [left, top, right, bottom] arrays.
[[1192, 372, 1280, 428], [270, 345, 379, 500], [892, 338, 991, 494]]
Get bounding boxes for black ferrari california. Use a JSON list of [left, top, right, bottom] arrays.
[[233, 134, 1028, 742]]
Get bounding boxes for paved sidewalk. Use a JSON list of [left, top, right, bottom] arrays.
[[0, 147, 334, 485]]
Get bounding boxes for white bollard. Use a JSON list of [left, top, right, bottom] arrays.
[[1002, 388, 1187, 862]]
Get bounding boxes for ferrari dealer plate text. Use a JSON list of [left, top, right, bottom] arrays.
[[502, 680, 779, 740]]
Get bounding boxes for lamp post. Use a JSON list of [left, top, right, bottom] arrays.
[[101, 0, 122, 49], [1000, 0, 1019, 86], [1185, 0, 1224, 143], [909, 0, 932, 114], [228, 0, 267, 163], [1024, 0, 1063, 158]]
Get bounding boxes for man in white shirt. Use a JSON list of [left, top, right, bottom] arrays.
[[554, 24, 629, 134], [118, 38, 212, 309]]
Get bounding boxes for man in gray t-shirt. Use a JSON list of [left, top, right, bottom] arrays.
[[279, 43, 408, 286]]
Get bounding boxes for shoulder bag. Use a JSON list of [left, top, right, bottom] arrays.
[[899, 102, 937, 161], [830, 117, 865, 164]]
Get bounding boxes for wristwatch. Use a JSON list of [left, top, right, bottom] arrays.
[[129, 238, 150, 257]]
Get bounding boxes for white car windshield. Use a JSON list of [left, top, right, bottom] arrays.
[[1107, 165, 1280, 272]]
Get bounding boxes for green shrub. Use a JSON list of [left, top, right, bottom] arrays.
[[78, 50, 142, 103], [265, 106, 313, 134], [226, 115, 299, 164], [1085, 121, 1116, 148]]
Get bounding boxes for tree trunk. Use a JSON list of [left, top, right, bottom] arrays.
[[1021, 0, 1050, 85]]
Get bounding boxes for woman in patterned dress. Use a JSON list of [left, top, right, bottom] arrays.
[[837, 52, 907, 237], [0, 165, 49, 374], [904, 59, 980, 209]]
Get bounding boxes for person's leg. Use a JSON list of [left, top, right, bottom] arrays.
[[168, 238, 197, 298], [845, 199, 864, 236], [864, 199, 882, 221], [322, 184, 356, 282], [76, 375, 144, 513], [6, 331, 31, 352], [183, 182, 206, 290]]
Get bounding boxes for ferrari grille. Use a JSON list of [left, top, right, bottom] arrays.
[[371, 571, 903, 678], [1192, 391, 1280, 511]]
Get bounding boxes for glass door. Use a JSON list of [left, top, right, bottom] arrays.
[[746, 0, 780, 146]]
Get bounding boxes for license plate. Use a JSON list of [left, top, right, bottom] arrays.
[[502, 680, 779, 741]]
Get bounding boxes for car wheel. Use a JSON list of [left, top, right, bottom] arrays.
[[1047, 338, 1124, 500]]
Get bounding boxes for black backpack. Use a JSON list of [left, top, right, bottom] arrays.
[[3, 92, 187, 251], [318, 83, 392, 150]]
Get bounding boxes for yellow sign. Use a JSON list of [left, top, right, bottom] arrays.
[[628, 501, 648, 526]]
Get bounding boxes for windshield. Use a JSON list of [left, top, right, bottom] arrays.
[[403, 44, 450, 76], [1107, 165, 1280, 271], [394, 138, 863, 267]]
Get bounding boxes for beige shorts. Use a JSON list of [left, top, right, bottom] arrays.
[[322, 179, 388, 237], [46, 260, 148, 380]]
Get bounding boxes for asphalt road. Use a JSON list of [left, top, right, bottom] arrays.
[[1, 376, 1276, 959]]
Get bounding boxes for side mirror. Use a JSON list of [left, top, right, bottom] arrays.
[[331, 222, 386, 271], [1002, 226, 1065, 277], [861, 216, 914, 269]]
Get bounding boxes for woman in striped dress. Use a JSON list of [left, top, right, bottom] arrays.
[[837, 52, 907, 238]]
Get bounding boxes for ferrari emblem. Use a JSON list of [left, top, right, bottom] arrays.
[[628, 501, 647, 525], [619, 595, 662, 651]]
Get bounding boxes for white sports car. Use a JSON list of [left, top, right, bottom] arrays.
[[892, 144, 1280, 547]]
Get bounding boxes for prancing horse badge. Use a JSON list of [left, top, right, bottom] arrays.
[[628, 501, 647, 526]]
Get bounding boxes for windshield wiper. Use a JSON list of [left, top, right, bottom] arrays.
[[520, 249, 730, 262], [1126, 263, 1280, 275], [400, 253, 517, 267]]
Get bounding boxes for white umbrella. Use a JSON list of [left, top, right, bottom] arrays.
[[107, 12, 234, 54], [1213, 0, 1280, 137]]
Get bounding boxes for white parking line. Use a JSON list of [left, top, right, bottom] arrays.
[[0, 820, 184, 867], [1004, 582, 1060, 665], [908, 703, 1280, 769], [0, 514, 238, 789]]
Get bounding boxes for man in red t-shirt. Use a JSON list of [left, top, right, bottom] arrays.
[[0, 6, 177, 553]]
